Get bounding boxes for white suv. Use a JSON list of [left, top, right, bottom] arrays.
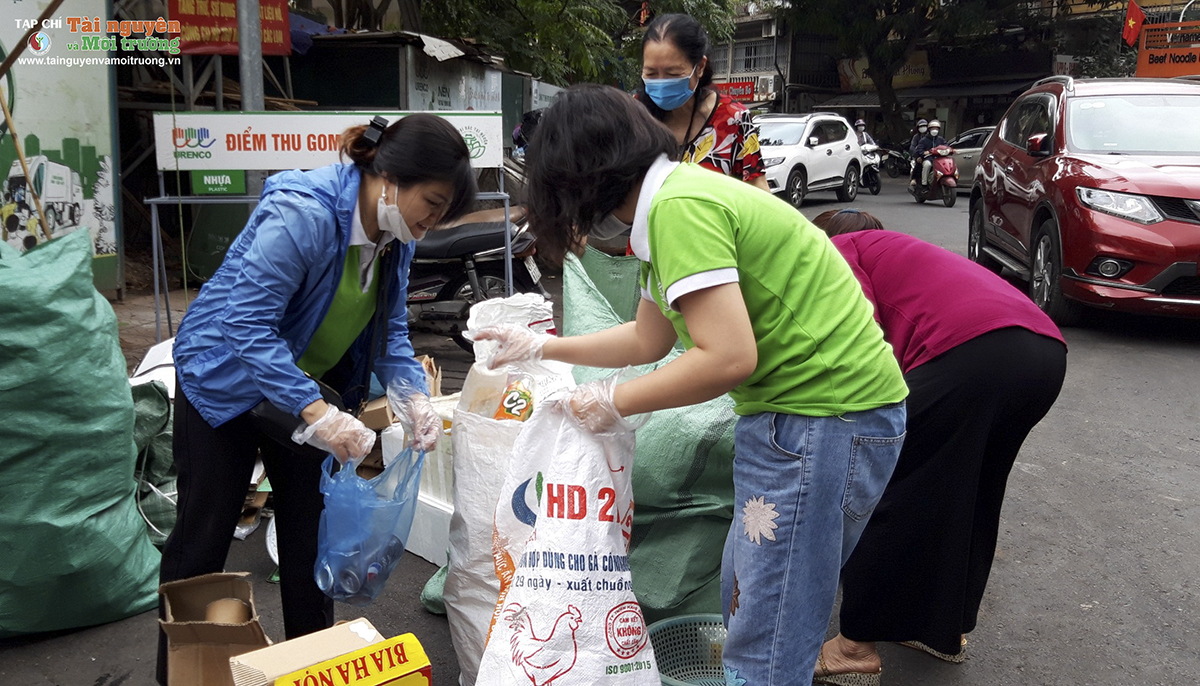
[[756, 113, 862, 207]]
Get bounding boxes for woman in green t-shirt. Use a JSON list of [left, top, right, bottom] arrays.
[[479, 84, 907, 686]]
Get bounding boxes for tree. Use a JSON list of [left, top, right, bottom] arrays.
[[1061, 1, 1137, 78], [779, 0, 1042, 142], [421, 0, 734, 86]]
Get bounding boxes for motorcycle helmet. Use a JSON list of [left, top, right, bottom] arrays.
[[928, 119, 942, 137], [854, 118, 866, 130], [917, 118, 928, 134]]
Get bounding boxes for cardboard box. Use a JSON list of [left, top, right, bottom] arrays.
[[160, 572, 271, 686], [229, 619, 431, 686], [359, 397, 397, 432]]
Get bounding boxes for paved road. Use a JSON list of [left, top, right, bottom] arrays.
[[3, 176, 1198, 685]]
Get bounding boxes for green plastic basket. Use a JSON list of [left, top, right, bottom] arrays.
[[648, 614, 727, 686]]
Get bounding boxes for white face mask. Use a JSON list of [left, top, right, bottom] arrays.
[[929, 129, 940, 137], [378, 182, 419, 243], [591, 213, 633, 241], [919, 126, 928, 134]]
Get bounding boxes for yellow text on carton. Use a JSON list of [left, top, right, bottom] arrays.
[[275, 633, 431, 686]]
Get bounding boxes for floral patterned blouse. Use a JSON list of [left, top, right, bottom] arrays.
[[681, 93, 765, 182]]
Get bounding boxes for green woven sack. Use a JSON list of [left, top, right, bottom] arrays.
[[564, 248, 736, 624], [0, 230, 161, 637]]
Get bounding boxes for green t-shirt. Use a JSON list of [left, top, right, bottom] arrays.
[[637, 162, 906, 417], [296, 245, 380, 380]]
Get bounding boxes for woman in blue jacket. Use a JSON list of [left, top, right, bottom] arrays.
[[157, 114, 476, 683]]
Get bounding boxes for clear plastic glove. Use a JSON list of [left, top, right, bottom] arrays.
[[472, 324, 545, 369], [387, 380, 441, 451], [292, 405, 377, 464], [561, 376, 626, 435]]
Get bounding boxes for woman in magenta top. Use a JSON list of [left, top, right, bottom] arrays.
[[811, 210, 1067, 685]]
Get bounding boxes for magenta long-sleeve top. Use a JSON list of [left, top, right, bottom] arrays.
[[831, 230, 1066, 374]]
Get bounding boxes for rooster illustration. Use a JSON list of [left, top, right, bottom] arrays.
[[503, 603, 583, 685]]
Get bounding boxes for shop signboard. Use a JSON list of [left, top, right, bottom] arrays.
[[2, 0, 124, 290], [713, 79, 756, 101], [838, 51, 931, 92], [153, 111, 504, 171], [1136, 21, 1200, 78]]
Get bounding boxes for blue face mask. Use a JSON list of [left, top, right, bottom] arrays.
[[643, 68, 697, 111]]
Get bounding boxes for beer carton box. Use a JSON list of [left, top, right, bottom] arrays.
[[229, 619, 431, 686]]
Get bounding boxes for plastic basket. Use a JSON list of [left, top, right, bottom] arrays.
[[647, 614, 727, 686]]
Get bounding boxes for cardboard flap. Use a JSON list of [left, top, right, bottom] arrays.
[[229, 619, 384, 686], [162, 619, 270, 646], [160, 572, 257, 623]]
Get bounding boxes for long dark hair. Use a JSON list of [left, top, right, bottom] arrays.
[[636, 13, 715, 121], [525, 84, 677, 264], [340, 113, 477, 224]]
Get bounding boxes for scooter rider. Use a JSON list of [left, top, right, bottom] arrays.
[[912, 119, 947, 187], [908, 119, 928, 185], [855, 119, 875, 147]]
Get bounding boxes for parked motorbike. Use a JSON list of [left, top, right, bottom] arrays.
[[882, 147, 912, 178], [860, 144, 883, 196], [407, 214, 547, 352], [909, 145, 959, 207]]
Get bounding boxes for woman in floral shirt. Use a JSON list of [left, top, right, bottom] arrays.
[[638, 13, 767, 190]]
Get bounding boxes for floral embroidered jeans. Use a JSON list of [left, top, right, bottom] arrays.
[[721, 404, 906, 685]]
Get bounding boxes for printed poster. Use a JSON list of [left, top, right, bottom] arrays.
[[3, 0, 128, 290]]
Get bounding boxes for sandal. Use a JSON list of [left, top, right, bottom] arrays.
[[813, 649, 882, 686], [897, 636, 968, 664]]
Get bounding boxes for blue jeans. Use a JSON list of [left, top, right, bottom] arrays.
[[721, 404, 906, 685]]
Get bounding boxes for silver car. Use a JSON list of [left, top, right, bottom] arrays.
[[948, 126, 996, 188]]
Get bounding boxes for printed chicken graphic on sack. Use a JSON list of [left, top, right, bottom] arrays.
[[503, 603, 582, 685]]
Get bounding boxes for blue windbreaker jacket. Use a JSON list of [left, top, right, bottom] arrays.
[[173, 163, 426, 428]]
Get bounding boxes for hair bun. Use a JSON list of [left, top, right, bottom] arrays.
[[339, 125, 378, 168]]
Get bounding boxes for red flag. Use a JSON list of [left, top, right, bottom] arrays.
[[1123, 0, 1146, 47]]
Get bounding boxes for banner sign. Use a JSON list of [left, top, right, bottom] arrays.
[[167, 0, 290, 55], [3, 0, 123, 290], [713, 79, 756, 101], [1136, 21, 1200, 78], [153, 111, 504, 171]]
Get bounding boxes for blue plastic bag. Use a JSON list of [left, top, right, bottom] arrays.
[[314, 442, 425, 606]]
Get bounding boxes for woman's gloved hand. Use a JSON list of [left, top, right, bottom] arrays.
[[561, 376, 625, 435], [473, 324, 546, 369], [292, 404, 377, 464], [394, 392, 442, 452]]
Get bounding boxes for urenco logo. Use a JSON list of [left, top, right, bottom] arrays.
[[173, 127, 215, 159]]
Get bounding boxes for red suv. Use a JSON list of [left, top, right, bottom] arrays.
[[968, 77, 1200, 324]]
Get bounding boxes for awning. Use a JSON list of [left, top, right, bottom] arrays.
[[817, 92, 885, 109], [900, 79, 1035, 99]]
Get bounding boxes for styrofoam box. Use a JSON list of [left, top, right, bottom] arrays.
[[404, 393, 460, 567]]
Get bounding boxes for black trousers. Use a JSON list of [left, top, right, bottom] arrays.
[[156, 388, 334, 685], [839, 328, 1067, 655]]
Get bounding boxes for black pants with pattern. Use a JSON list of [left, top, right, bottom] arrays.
[[838, 327, 1067, 656]]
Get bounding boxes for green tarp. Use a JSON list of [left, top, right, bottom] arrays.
[[564, 247, 736, 624], [0, 230, 161, 637]]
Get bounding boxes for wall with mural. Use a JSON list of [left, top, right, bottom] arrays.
[[1, 0, 121, 290]]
